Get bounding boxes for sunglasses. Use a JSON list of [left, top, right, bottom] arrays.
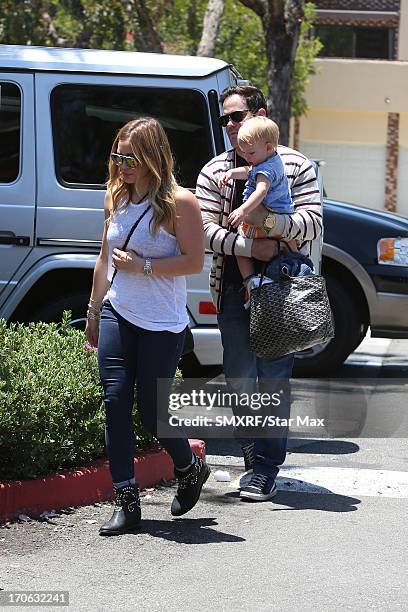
[[218, 110, 250, 128], [110, 152, 140, 169]]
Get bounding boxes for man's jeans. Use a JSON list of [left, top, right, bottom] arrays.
[[218, 253, 313, 480], [218, 281, 295, 481], [218, 253, 313, 479]]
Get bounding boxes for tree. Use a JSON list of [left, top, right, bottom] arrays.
[[291, 2, 322, 119], [0, 0, 164, 51], [214, 1, 265, 90], [238, 0, 305, 145], [0, 0, 127, 49], [122, 0, 164, 53], [197, 0, 225, 57], [0, 0, 320, 145]]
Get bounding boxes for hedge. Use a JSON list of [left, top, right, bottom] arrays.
[[0, 313, 163, 481]]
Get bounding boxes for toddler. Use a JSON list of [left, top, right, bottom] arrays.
[[219, 116, 294, 305]]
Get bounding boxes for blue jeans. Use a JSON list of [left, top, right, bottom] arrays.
[[218, 253, 314, 480], [265, 251, 314, 280], [218, 282, 294, 480], [98, 301, 192, 484]]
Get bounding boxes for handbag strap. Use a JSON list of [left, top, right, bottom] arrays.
[[110, 204, 151, 285], [259, 238, 299, 286]]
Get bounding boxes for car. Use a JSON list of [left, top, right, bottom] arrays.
[[295, 198, 408, 374], [181, 193, 408, 377], [1, 44, 407, 377]]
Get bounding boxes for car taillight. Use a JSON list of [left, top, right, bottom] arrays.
[[199, 301, 217, 315]]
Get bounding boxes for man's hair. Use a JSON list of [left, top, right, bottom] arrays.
[[219, 85, 267, 114], [238, 116, 279, 148]]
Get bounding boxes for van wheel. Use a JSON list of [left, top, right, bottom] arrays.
[[293, 276, 366, 377], [32, 291, 89, 330]]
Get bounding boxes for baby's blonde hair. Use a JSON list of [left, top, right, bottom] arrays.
[[238, 116, 279, 148]]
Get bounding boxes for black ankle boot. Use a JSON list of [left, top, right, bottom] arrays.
[[171, 454, 210, 517], [99, 484, 141, 536]]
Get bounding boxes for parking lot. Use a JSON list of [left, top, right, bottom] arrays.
[[1, 334, 407, 611]]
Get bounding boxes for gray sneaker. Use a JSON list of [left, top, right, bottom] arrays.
[[240, 474, 277, 501]]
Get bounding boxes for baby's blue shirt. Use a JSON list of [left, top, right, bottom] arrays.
[[243, 152, 294, 213]]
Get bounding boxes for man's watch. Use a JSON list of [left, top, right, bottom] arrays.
[[262, 212, 276, 233], [143, 257, 153, 276]]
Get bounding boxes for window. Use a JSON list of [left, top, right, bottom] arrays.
[[0, 82, 21, 183], [316, 25, 394, 60], [51, 85, 213, 188]]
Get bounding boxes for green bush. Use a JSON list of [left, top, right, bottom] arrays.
[[0, 313, 164, 481]]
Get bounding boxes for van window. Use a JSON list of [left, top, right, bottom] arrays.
[[0, 82, 21, 183], [51, 85, 213, 189]]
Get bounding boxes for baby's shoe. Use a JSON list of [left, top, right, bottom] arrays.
[[243, 275, 275, 310], [242, 275, 261, 310]]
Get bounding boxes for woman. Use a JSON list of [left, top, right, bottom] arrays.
[[85, 117, 209, 536]]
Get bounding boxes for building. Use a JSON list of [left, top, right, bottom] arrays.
[[298, 0, 408, 216]]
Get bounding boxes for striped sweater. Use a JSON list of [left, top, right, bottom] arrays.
[[196, 145, 323, 312]]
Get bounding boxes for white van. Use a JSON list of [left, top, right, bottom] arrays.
[[4, 44, 408, 377], [0, 44, 240, 368]]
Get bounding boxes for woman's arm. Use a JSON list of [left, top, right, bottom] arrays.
[[112, 188, 204, 276], [85, 192, 112, 347]]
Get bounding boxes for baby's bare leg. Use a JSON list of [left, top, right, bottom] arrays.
[[236, 255, 255, 281]]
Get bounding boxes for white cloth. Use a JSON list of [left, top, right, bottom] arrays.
[[105, 198, 189, 333]]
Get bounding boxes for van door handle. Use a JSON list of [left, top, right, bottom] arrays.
[[0, 234, 30, 246]]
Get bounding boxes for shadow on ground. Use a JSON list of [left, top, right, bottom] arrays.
[[205, 438, 360, 458], [120, 517, 245, 544], [215, 487, 360, 513]]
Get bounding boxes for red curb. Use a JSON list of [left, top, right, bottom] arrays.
[[0, 440, 205, 523]]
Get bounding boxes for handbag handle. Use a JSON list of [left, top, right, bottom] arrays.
[[258, 239, 291, 288], [110, 204, 151, 285]]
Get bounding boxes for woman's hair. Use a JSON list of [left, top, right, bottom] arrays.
[[238, 116, 279, 149], [107, 117, 178, 234]]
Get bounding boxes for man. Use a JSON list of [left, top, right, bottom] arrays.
[[196, 85, 322, 501]]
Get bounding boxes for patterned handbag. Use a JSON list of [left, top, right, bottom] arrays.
[[249, 251, 335, 359]]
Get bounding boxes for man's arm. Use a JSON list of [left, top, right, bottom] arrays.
[[196, 159, 252, 258]]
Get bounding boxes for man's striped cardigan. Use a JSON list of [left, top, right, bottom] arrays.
[[196, 145, 323, 312]]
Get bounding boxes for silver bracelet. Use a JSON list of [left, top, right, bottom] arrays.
[[87, 304, 100, 314], [86, 310, 101, 321], [88, 297, 101, 307], [143, 257, 153, 276]]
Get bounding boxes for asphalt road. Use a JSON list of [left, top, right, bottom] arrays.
[[1, 335, 407, 612]]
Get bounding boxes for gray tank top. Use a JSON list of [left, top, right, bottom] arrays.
[[105, 198, 189, 332]]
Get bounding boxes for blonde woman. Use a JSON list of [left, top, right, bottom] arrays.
[[85, 118, 209, 536]]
